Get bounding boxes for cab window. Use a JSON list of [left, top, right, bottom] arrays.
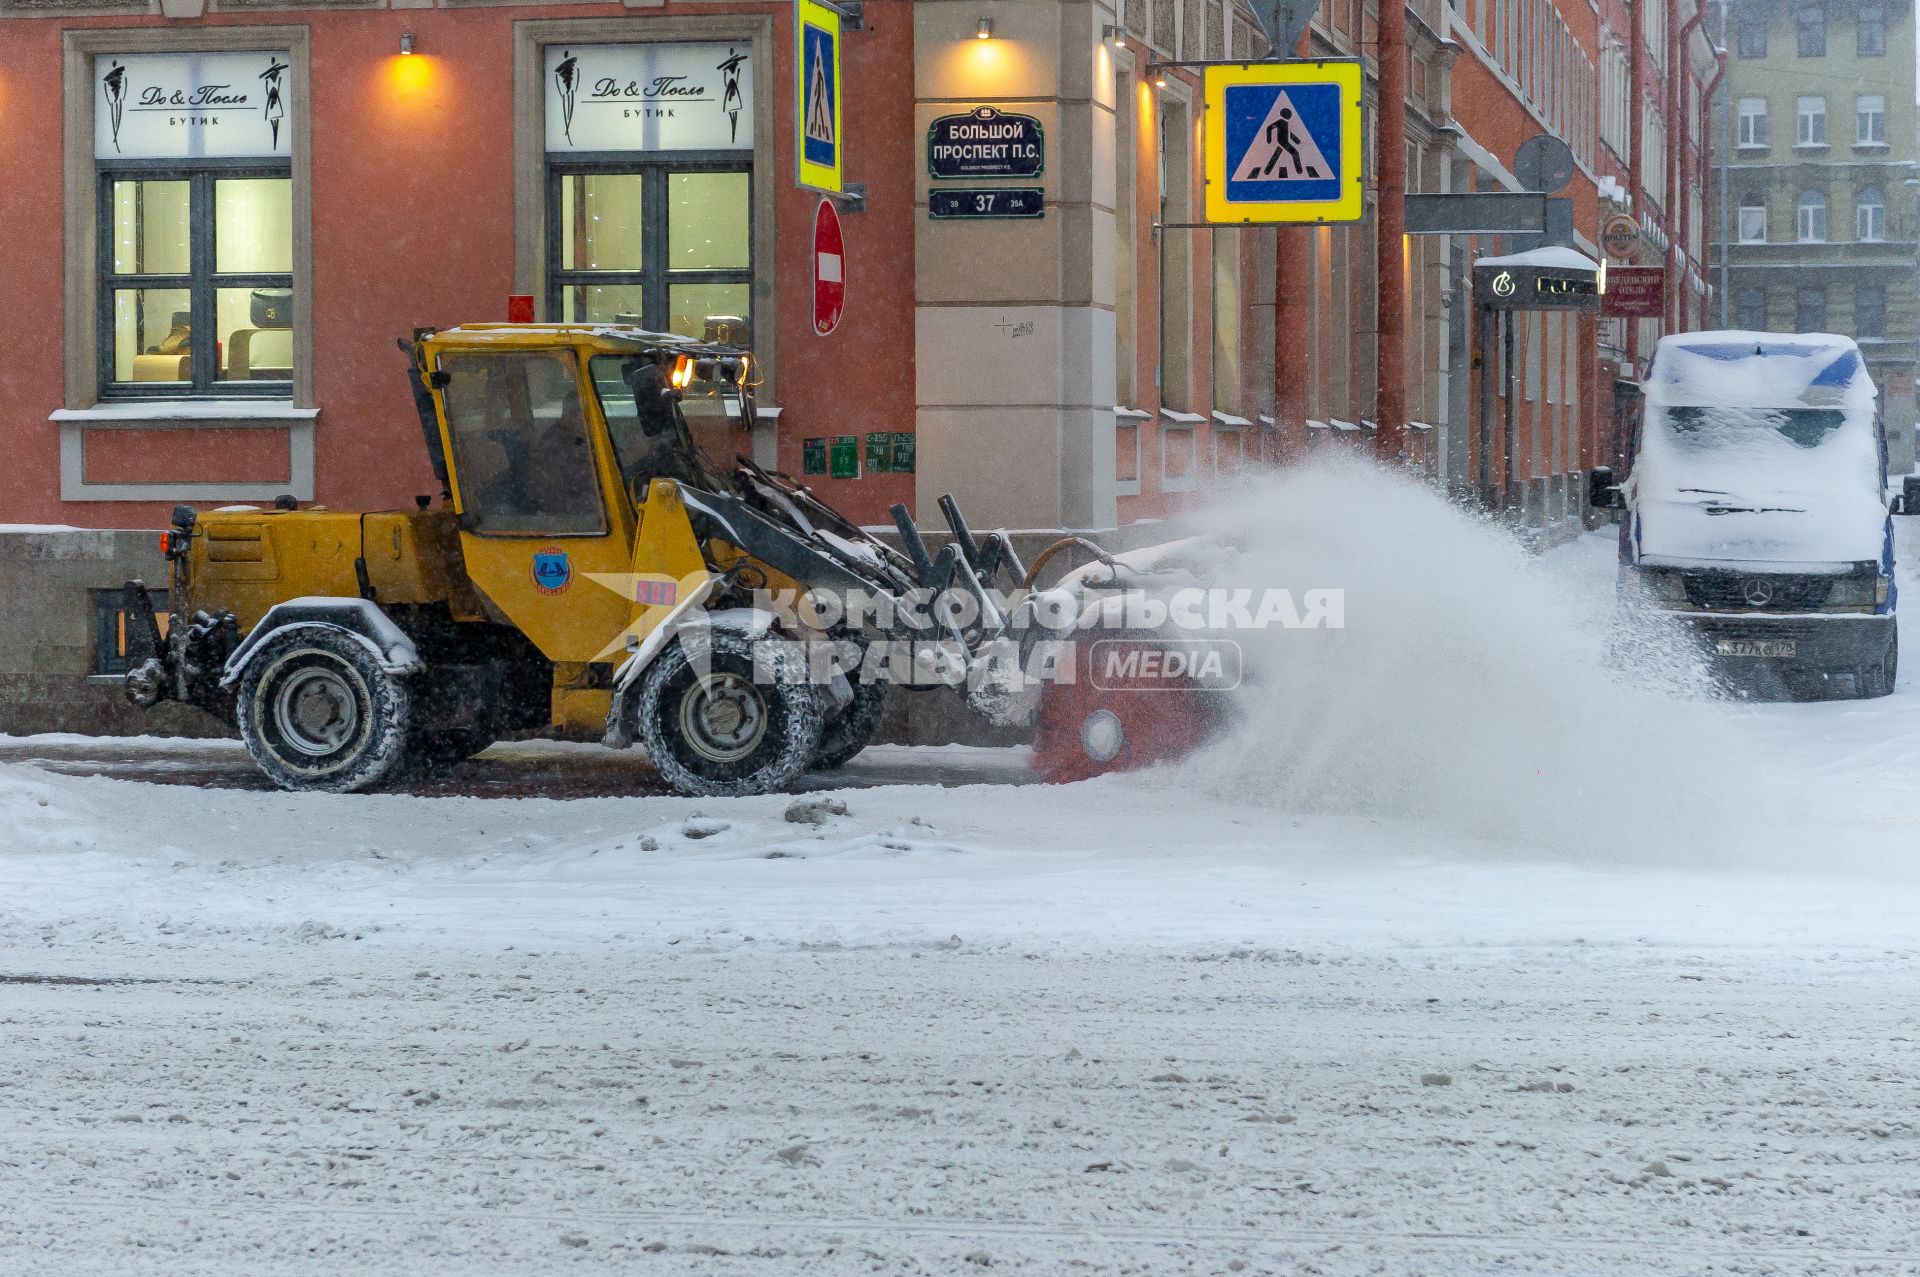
[[437, 350, 605, 537]]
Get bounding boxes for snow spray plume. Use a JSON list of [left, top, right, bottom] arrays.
[[1157, 455, 1784, 863]]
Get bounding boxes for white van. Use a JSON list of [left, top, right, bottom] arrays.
[[1593, 331, 1901, 699]]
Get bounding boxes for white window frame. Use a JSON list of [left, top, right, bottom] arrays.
[[1739, 198, 1767, 243], [1737, 97, 1768, 148], [1797, 96, 1827, 147], [1797, 190, 1828, 242], [1856, 94, 1886, 146], [1857, 188, 1886, 241]]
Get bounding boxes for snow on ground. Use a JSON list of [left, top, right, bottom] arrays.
[[5, 462, 1920, 1274]]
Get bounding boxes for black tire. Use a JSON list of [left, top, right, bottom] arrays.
[[1858, 625, 1899, 698], [638, 629, 826, 797], [814, 676, 888, 771], [406, 727, 497, 773], [236, 627, 413, 793]]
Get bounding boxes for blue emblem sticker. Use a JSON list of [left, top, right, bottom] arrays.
[[532, 547, 572, 595]]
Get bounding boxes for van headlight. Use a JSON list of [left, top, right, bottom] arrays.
[[1825, 576, 1883, 608], [1622, 568, 1688, 607]]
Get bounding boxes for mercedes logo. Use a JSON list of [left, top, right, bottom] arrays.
[[1741, 578, 1774, 607]]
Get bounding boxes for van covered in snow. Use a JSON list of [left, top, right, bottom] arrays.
[[1604, 331, 1902, 699]]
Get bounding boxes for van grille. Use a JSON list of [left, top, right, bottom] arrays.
[[1682, 572, 1833, 611]]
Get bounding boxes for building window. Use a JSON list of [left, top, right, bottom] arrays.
[[93, 51, 296, 400], [101, 171, 294, 397], [541, 44, 756, 336], [1797, 189, 1828, 241], [1159, 94, 1193, 412], [94, 588, 169, 676], [1795, 1, 1826, 55], [547, 166, 751, 335], [1736, 287, 1768, 331], [1858, 1, 1886, 54], [1856, 284, 1886, 338], [1737, 97, 1768, 147], [1856, 94, 1886, 145], [1739, 193, 1768, 242], [1857, 186, 1886, 240], [1796, 96, 1827, 145], [1738, 11, 1767, 56], [1211, 230, 1241, 412], [1796, 285, 1827, 332]]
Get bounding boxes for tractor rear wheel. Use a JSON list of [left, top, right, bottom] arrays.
[[236, 627, 413, 793], [638, 629, 825, 796]]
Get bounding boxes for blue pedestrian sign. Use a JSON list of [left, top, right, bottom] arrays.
[[796, 0, 844, 195], [1203, 61, 1363, 224]]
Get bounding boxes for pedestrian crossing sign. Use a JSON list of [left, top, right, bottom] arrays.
[[1203, 61, 1363, 224], [797, 0, 844, 195]]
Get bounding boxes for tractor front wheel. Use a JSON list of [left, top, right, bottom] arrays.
[[236, 627, 413, 793], [638, 630, 825, 797]]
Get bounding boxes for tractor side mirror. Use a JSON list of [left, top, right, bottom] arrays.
[[625, 362, 679, 438], [1588, 466, 1624, 511]]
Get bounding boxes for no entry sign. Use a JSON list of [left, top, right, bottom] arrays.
[[813, 196, 844, 336]]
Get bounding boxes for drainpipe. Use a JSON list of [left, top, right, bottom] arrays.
[[1671, 0, 1702, 333], [1728, 0, 1743, 324], [1627, 0, 1644, 374], [1700, 39, 1727, 330]]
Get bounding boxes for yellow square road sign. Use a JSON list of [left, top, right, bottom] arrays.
[[797, 0, 844, 196], [1203, 61, 1363, 224]]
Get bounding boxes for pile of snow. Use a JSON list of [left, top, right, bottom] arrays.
[[1157, 456, 1775, 861], [0, 763, 100, 855]]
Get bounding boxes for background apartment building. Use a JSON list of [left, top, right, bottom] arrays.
[[1712, 0, 1919, 471]]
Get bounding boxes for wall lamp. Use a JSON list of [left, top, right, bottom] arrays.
[[975, 17, 994, 39], [1102, 24, 1128, 48], [399, 33, 416, 55]]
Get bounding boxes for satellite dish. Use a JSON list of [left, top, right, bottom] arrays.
[[1514, 135, 1576, 195]]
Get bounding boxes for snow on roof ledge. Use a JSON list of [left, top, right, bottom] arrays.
[[1473, 245, 1600, 272]]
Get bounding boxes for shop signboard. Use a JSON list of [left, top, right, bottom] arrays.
[[1472, 262, 1600, 311], [1601, 266, 1665, 319], [865, 432, 892, 472], [927, 107, 1044, 180], [803, 437, 827, 475], [95, 50, 294, 160], [544, 43, 753, 153], [796, 0, 844, 195], [890, 432, 916, 473]]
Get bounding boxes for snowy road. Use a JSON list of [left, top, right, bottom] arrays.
[[5, 471, 1920, 1274]]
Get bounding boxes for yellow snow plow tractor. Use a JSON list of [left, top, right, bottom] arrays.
[[122, 323, 1104, 797]]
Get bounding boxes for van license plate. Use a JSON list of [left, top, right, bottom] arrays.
[[1715, 639, 1796, 658]]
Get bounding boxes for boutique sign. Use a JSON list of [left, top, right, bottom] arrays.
[[545, 43, 753, 153], [94, 51, 293, 160]]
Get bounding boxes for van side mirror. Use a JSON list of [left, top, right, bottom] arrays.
[[1901, 474, 1920, 516], [1588, 466, 1624, 510]]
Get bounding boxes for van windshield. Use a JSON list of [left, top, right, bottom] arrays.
[[1658, 405, 1849, 450]]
